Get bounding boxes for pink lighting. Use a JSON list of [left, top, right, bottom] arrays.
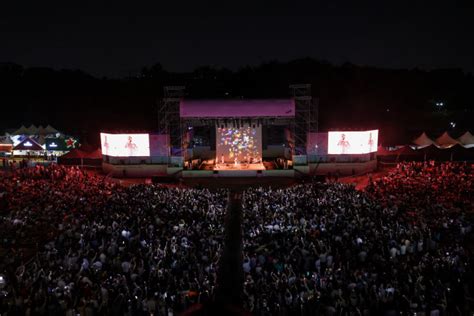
[[180, 99, 295, 118]]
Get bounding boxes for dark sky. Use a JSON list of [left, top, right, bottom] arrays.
[[1, 1, 473, 77]]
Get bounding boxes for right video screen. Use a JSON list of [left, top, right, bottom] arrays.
[[328, 130, 378, 154]]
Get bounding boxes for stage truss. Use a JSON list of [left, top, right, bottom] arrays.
[[289, 84, 318, 154], [158, 84, 318, 162], [158, 86, 185, 155]]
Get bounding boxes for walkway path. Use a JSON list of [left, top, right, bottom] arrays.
[[215, 190, 244, 307]]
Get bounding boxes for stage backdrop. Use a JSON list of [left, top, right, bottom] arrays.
[[100, 133, 150, 157], [328, 130, 378, 154], [216, 125, 262, 163]]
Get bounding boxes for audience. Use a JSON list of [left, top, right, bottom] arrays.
[[0, 165, 227, 315], [242, 161, 473, 315], [1, 161, 473, 315]]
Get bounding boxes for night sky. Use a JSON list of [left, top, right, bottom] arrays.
[[1, 1, 473, 77]]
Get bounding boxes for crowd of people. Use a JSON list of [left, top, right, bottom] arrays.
[[241, 161, 474, 315], [1, 161, 473, 315], [0, 165, 228, 315]]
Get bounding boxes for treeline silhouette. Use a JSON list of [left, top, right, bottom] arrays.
[[1, 58, 473, 146]]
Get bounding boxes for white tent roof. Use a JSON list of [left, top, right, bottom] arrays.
[[25, 124, 38, 135], [12, 125, 29, 135], [45, 124, 59, 134], [435, 132, 460, 148], [412, 132, 434, 148], [0, 136, 13, 144], [457, 131, 474, 148], [11, 124, 60, 136]]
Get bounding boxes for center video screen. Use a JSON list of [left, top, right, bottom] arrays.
[[216, 125, 262, 163], [328, 130, 378, 154], [100, 133, 150, 157]]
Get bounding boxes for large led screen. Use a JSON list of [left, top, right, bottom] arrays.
[[328, 130, 378, 154], [100, 133, 150, 157], [216, 125, 262, 163]]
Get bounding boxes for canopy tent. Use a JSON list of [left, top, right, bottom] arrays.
[[0, 136, 13, 153], [82, 148, 103, 166], [13, 137, 44, 151], [412, 132, 434, 148], [422, 144, 452, 161], [58, 148, 102, 166], [395, 145, 418, 156], [388, 145, 423, 161], [12, 125, 29, 135], [435, 132, 459, 148], [451, 144, 474, 161], [376, 145, 397, 156], [35, 135, 46, 145], [0, 144, 13, 153], [37, 125, 49, 135], [0, 136, 13, 145], [457, 131, 474, 148], [11, 124, 61, 136], [45, 124, 59, 134], [25, 125, 38, 135], [45, 138, 68, 151], [83, 148, 102, 159]]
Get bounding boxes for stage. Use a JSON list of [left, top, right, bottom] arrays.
[[213, 162, 266, 171]]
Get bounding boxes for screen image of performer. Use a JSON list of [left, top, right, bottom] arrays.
[[103, 135, 110, 155], [368, 132, 374, 152], [125, 136, 138, 156], [337, 133, 350, 154]]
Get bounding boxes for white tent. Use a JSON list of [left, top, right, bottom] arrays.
[[435, 132, 460, 148], [44, 124, 59, 134], [457, 131, 474, 148], [25, 124, 38, 135], [12, 125, 29, 135], [412, 132, 434, 148]]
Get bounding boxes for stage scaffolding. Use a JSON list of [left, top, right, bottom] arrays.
[[289, 84, 318, 154], [158, 84, 318, 159], [158, 86, 185, 156]]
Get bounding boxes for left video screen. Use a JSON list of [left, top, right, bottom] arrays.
[[100, 133, 150, 157]]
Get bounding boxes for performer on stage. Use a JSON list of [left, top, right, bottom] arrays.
[[221, 154, 225, 164]]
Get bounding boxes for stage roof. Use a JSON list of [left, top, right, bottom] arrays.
[[180, 99, 295, 118]]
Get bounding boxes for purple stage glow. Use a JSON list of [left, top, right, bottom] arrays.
[[180, 99, 295, 118]]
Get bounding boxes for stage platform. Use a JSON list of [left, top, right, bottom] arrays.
[[213, 162, 265, 171], [103, 160, 377, 178]]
